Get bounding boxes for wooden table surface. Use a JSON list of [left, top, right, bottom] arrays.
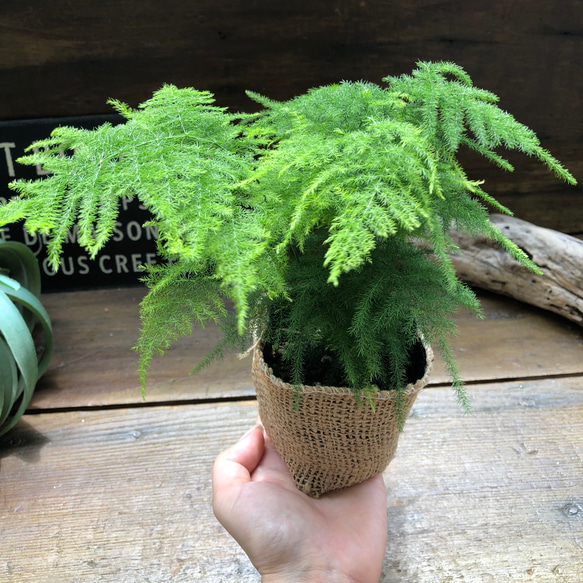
[[1, 287, 582, 582]]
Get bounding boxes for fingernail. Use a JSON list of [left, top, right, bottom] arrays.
[[238, 424, 261, 442]]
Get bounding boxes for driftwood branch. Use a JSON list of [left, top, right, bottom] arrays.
[[450, 214, 583, 327]]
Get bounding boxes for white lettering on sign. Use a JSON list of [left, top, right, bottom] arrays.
[[0, 227, 11, 240], [23, 229, 50, 248], [42, 252, 158, 277], [78, 255, 89, 274], [0, 142, 16, 177], [121, 196, 149, 212], [42, 257, 90, 277], [22, 222, 158, 249], [126, 221, 142, 242], [42, 258, 58, 277], [115, 254, 128, 273], [131, 253, 144, 272], [23, 230, 39, 246], [112, 223, 123, 242], [23, 229, 47, 256], [145, 224, 158, 239], [60, 256, 90, 276], [64, 225, 78, 244], [112, 221, 158, 242], [99, 255, 113, 274]]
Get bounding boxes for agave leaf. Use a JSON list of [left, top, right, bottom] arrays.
[[0, 241, 42, 333], [0, 290, 37, 390]]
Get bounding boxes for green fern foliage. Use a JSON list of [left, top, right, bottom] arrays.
[[7, 85, 278, 331], [254, 232, 477, 415], [1, 62, 577, 409]]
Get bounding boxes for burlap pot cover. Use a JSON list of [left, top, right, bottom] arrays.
[[252, 343, 434, 498]]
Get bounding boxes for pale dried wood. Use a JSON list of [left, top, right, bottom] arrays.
[[450, 214, 583, 326], [1, 378, 582, 582]]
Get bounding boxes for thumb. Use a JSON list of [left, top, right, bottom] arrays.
[[212, 425, 265, 515]]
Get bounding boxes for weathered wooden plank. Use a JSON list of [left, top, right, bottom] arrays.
[[382, 377, 583, 582], [496, 190, 583, 237], [0, 400, 260, 582], [459, 147, 583, 235], [0, 1, 580, 162], [32, 287, 256, 409], [1, 0, 580, 131], [434, 289, 583, 383], [1, 377, 582, 582], [31, 287, 583, 409]]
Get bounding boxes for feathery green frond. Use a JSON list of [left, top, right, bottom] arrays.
[[135, 261, 228, 390], [7, 85, 258, 269], [0, 63, 577, 410]]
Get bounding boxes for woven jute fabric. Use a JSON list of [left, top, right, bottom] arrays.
[[252, 344, 434, 498]]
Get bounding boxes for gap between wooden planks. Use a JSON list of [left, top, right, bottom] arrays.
[[31, 287, 583, 410], [1, 378, 582, 583]]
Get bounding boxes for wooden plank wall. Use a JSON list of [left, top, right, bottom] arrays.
[[1, 0, 582, 231]]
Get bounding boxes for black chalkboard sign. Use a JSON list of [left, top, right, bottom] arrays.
[[0, 115, 160, 292]]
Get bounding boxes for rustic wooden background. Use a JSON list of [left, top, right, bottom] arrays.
[[1, 0, 582, 233]]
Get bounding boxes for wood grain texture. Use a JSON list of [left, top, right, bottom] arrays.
[[451, 214, 583, 326], [382, 378, 583, 582], [32, 287, 255, 409], [1, 0, 581, 131], [1, 379, 581, 582], [1, 1, 582, 232], [460, 149, 583, 234], [435, 289, 583, 383], [30, 287, 583, 410], [0, 400, 260, 582]]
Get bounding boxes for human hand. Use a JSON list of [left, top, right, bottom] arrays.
[[212, 421, 388, 582]]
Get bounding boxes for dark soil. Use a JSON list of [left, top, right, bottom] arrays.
[[262, 339, 427, 390]]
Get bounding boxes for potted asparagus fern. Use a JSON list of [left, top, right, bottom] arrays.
[[0, 61, 576, 495]]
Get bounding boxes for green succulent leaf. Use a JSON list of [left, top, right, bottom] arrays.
[[0, 241, 41, 297], [0, 242, 53, 436], [0, 290, 38, 433], [0, 336, 18, 426]]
